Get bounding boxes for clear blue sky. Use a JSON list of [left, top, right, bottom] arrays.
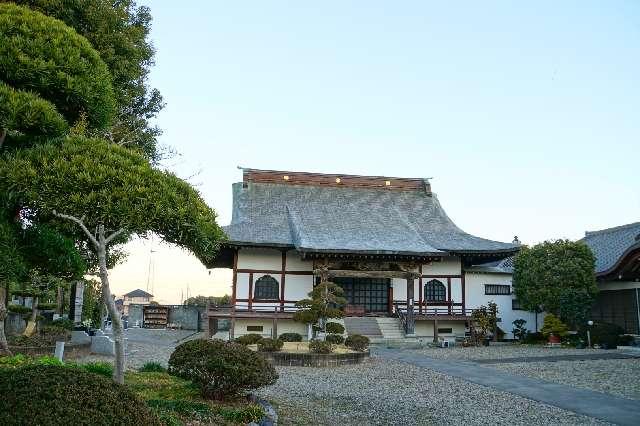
[[140, 1, 639, 244]]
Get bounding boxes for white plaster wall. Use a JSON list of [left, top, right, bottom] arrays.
[[422, 257, 462, 275], [284, 275, 313, 300], [598, 281, 640, 291], [237, 248, 282, 269], [236, 272, 250, 300], [465, 272, 543, 338], [414, 320, 465, 338], [286, 251, 312, 270], [234, 319, 309, 339]]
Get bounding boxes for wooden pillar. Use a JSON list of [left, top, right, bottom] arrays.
[[433, 317, 439, 343], [418, 265, 423, 314], [280, 251, 287, 312], [248, 273, 254, 310], [272, 308, 278, 339], [231, 250, 238, 305], [388, 286, 394, 315], [461, 273, 466, 315], [406, 276, 415, 335], [447, 277, 452, 315]]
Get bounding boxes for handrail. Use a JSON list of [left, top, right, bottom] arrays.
[[393, 302, 408, 333]]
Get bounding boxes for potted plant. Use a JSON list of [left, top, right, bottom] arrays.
[[541, 314, 568, 344]]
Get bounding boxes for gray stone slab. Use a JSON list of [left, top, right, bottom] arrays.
[[71, 330, 91, 345], [375, 349, 640, 426], [473, 352, 640, 364]]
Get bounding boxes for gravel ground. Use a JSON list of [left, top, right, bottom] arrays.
[[74, 328, 204, 369], [491, 358, 640, 400], [256, 357, 610, 426], [412, 345, 604, 360]]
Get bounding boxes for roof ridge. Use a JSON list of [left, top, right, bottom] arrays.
[[584, 221, 640, 237]]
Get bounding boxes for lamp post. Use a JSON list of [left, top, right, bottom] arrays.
[[587, 320, 593, 348]]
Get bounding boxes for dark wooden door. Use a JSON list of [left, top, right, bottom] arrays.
[[333, 277, 390, 313]]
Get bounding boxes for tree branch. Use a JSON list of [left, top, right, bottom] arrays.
[[0, 128, 6, 150], [105, 228, 126, 245], [52, 211, 99, 248]]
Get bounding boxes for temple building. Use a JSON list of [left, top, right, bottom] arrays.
[[583, 222, 640, 334], [208, 168, 537, 341]]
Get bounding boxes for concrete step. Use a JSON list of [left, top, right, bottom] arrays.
[[375, 317, 405, 339], [344, 317, 382, 337]]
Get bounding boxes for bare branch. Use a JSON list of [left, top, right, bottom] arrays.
[[105, 228, 126, 245], [52, 210, 99, 248]]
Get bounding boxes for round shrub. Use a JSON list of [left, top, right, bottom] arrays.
[[0, 365, 160, 425], [257, 338, 284, 352], [234, 333, 264, 345], [345, 334, 370, 352], [325, 334, 344, 344], [325, 322, 345, 335], [588, 322, 624, 349], [168, 339, 277, 400], [278, 332, 302, 342], [309, 340, 334, 354]]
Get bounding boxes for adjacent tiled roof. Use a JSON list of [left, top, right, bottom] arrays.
[[467, 256, 515, 274], [223, 171, 518, 257], [581, 222, 640, 275], [123, 289, 153, 298]]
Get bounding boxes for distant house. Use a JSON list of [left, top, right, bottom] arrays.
[[122, 289, 154, 315], [582, 222, 640, 334]]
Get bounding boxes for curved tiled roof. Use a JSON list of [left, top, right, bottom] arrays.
[[467, 256, 515, 274], [581, 222, 640, 275], [223, 179, 518, 257]]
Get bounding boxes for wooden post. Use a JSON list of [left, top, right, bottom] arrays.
[[248, 272, 254, 310], [418, 265, 423, 314], [461, 273, 466, 315], [447, 277, 452, 315], [231, 250, 238, 305], [433, 317, 439, 343], [406, 277, 415, 335], [388, 285, 393, 315], [272, 307, 278, 339], [280, 251, 287, 312]]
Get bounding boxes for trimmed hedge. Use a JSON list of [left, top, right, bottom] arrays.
[[325, 334, 344, 344], [345, 334, 370, 352], [278, 332, 302, 342], [0, 365, 160, 425], [168, 339, 277, 400], [309, 340, 334, 354], [7, 304, 30, 314], [234, 333, 264, 345], [257, 338, 283, 352], [325, 322, 345, 335]]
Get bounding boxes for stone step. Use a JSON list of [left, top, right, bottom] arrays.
[[344, 317, 382, 337]]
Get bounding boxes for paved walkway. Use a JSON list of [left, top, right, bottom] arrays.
[[473, 352, 640, 364], [375, 349, 640, 426]]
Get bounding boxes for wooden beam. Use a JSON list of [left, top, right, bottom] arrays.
[[237, 268, 313, 275], [319, 269, 420, 280], [461, 273, 466, 314], [418, 265, 423, 314], [447, 277, 452, 315]]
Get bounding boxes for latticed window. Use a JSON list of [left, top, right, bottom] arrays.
[[254, 275, 279, 300], [425, 279, 446, 301], [485, 284, 511, 295]]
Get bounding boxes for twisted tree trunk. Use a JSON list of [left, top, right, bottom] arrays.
[[0, 287, 11, 355], [23, 295, 38, 337]]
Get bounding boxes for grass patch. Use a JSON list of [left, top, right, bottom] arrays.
[[139, 361, 167, 373], [126, 372, 265, 425]]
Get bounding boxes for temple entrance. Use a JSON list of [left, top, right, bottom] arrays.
[[332, 277, 390, 313]]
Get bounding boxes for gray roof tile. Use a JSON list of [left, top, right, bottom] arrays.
[[223, 181, 517, 256], [581, 222, 640, 274]]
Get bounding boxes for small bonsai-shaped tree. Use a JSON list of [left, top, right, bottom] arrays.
[[470, 301, 498, 345], [293, 281, 347, 337], [541, 313, 569, 342], [512, 318, 528, 342]]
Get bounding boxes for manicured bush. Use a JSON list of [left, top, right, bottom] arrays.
[[0, 365, 161, 425], [168, 339, 277, 400], [325, 322, 345, 335], [345, 334, 370, 352], [278, 332, 302, 342], [49, 318, 74, 330], [588, 322, 624, 349], [325, 334, 344, 344], [7, 304, 30, 314], [37, 302, 57, 311], [40, 325, 71, 342], [309, 340, 334, 354], [234, 333, 264, 345], [541, 314, 569, 338], [523, 331, 545, 344], [81, 361, 113, 378], [139, 361, 167, 373], [257, 338, 284, 352]]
